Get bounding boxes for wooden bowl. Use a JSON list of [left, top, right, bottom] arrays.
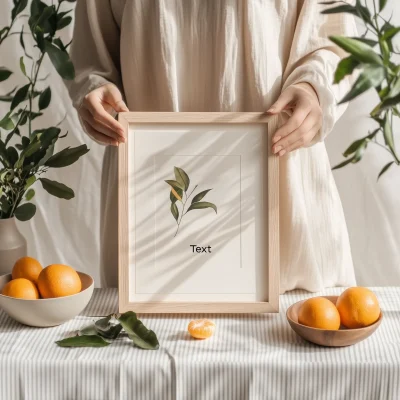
[[286, 296, 383, 347], [0, 272, 94, 327]]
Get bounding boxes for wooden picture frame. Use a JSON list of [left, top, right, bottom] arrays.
[[118, 112, 279, 313]]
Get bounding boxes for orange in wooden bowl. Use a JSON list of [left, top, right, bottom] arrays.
[[188, 319, 216, 339], [336, 287, 380, 329], [298, 297, 340, 330]]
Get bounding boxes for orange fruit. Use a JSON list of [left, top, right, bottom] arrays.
[[12, 256, 43, 284], [336, 287, 380, 329], [37, 264, 82, 298], [298, 297, 340, 330], [188, 319, 216, 339], [1, 278, 39, 299]]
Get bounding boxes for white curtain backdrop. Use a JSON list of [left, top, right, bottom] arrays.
[[1, 1, 399, 288]]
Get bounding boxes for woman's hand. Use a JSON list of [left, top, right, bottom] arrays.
[[79, 83, 129, 146], [268, 83, 322, 156]]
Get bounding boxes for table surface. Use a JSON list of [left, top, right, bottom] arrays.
[[0, 287, 399, 400]]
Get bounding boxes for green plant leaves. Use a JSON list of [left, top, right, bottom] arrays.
[[80, 315, 123, 340], [44, 144, 89, 168], [44, 41, 75, 80], [165, 179, 184, 191], [14, 203, 36, 221], [334, 57, 359, 84], [56, 335, 111, 348], [379, 0, 388, 12], [378, 161, 394, 180], [10, 83, 30, 111], [117, 311, 160, 350], [321, 4, 358, 17], [25, 189, 35, 201], [329, 36, 383, 65], [170, 187, 182, 203], [383, 114, 397, 158], [339, 65, 385, 104], [57, 16, 72, 31], [24, 175, 36, 190], [191, 189, 212, 204], [38, 87, 51, 110], [0, 67, 12, 82], [11, 0, 28, 21], [171, 202, 179, 221], [39, 178, 74, 199], [174, 167, 190, 191], [187, 201, 217, 214]]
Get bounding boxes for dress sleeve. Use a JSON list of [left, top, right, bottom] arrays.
[[282, 0, 358, 144], [66, 0, 123, 110]]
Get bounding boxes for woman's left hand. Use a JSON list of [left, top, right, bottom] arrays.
[[268, 83, 322, 156]]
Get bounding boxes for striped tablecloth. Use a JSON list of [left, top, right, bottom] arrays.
[[0, 287, 399, 400]]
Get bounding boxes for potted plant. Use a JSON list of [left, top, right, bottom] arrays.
[[321, 0, 399, 178], [0, 0, 88, 273]]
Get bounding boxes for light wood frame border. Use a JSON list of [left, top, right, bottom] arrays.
[[118, 112, 279, 313]]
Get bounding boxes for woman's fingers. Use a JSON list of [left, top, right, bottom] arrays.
[[278, 124, 320, 156], [83, 122, 119, 146], [102, 84, 129, 113], [272, 112, 317, 154], [80, 108, 125, 143]]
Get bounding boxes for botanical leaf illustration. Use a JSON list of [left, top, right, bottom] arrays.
[[187, 201, 217, 214], [171, 202, 179, 221], [165, 166, 217, 237], [191, 189, 212, 204], [165, 179, 184, 191], [174, 167, 190, 191], [170, 187, 182, 203]]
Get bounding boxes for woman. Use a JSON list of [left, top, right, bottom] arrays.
[[67, 0, 356, 293]]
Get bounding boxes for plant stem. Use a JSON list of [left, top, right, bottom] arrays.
[[173, 185, 198, 237]]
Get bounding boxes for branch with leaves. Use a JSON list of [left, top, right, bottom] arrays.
[[321, 0, 399, 179], [166, 167, 217, 237], [0, 0, 88, 221]]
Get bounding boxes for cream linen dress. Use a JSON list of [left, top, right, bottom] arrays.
[[67, 0, 357, 294]]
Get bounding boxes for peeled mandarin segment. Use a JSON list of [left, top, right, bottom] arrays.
[[12, 256, 43, 284], [188, 319, 216, 339], [37, 264, 82, 298], [1, 278, 39, 299], [336, 287, 380, 329], [298, 297, 341, 330]]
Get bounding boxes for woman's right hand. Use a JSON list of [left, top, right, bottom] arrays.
[[78, 83, 129, 146]]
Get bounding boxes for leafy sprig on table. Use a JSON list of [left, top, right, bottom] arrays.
[[0, 0, 89, 221], [166, 167, 217, 237], [321, 0, 400, 178], [56, 311, 160, 350]]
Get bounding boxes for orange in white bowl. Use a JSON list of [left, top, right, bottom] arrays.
[[0, 272, 94, 327]]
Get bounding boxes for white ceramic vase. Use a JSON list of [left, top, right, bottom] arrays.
[[0, 217, 27, 275]]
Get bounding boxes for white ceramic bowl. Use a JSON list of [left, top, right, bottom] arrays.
[[0, 272, 94, 327]]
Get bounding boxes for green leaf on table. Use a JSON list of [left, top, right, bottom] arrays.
[[339, 65, 385, 104], [94, 316, 123, 339], [0, 67, 13, 82], [187, 201, 217, 214], [11, 84, 30, 111], [174, 167, 190, 191], [14, 203, 36, 221], [56, 335, 111, 348], [170, 187, 183, 203], [117, 311, 159, 350], [329, 36, 383, 65], [38, 87, 51, 110], [39, 178, 74, 199], [191, 189, 212, 204], [44, 144, 89, 168], [378, 161, 394, 180], [171, 202, 179, 221], [44, 41, 75, 80], [165, 179, 184, 191]]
